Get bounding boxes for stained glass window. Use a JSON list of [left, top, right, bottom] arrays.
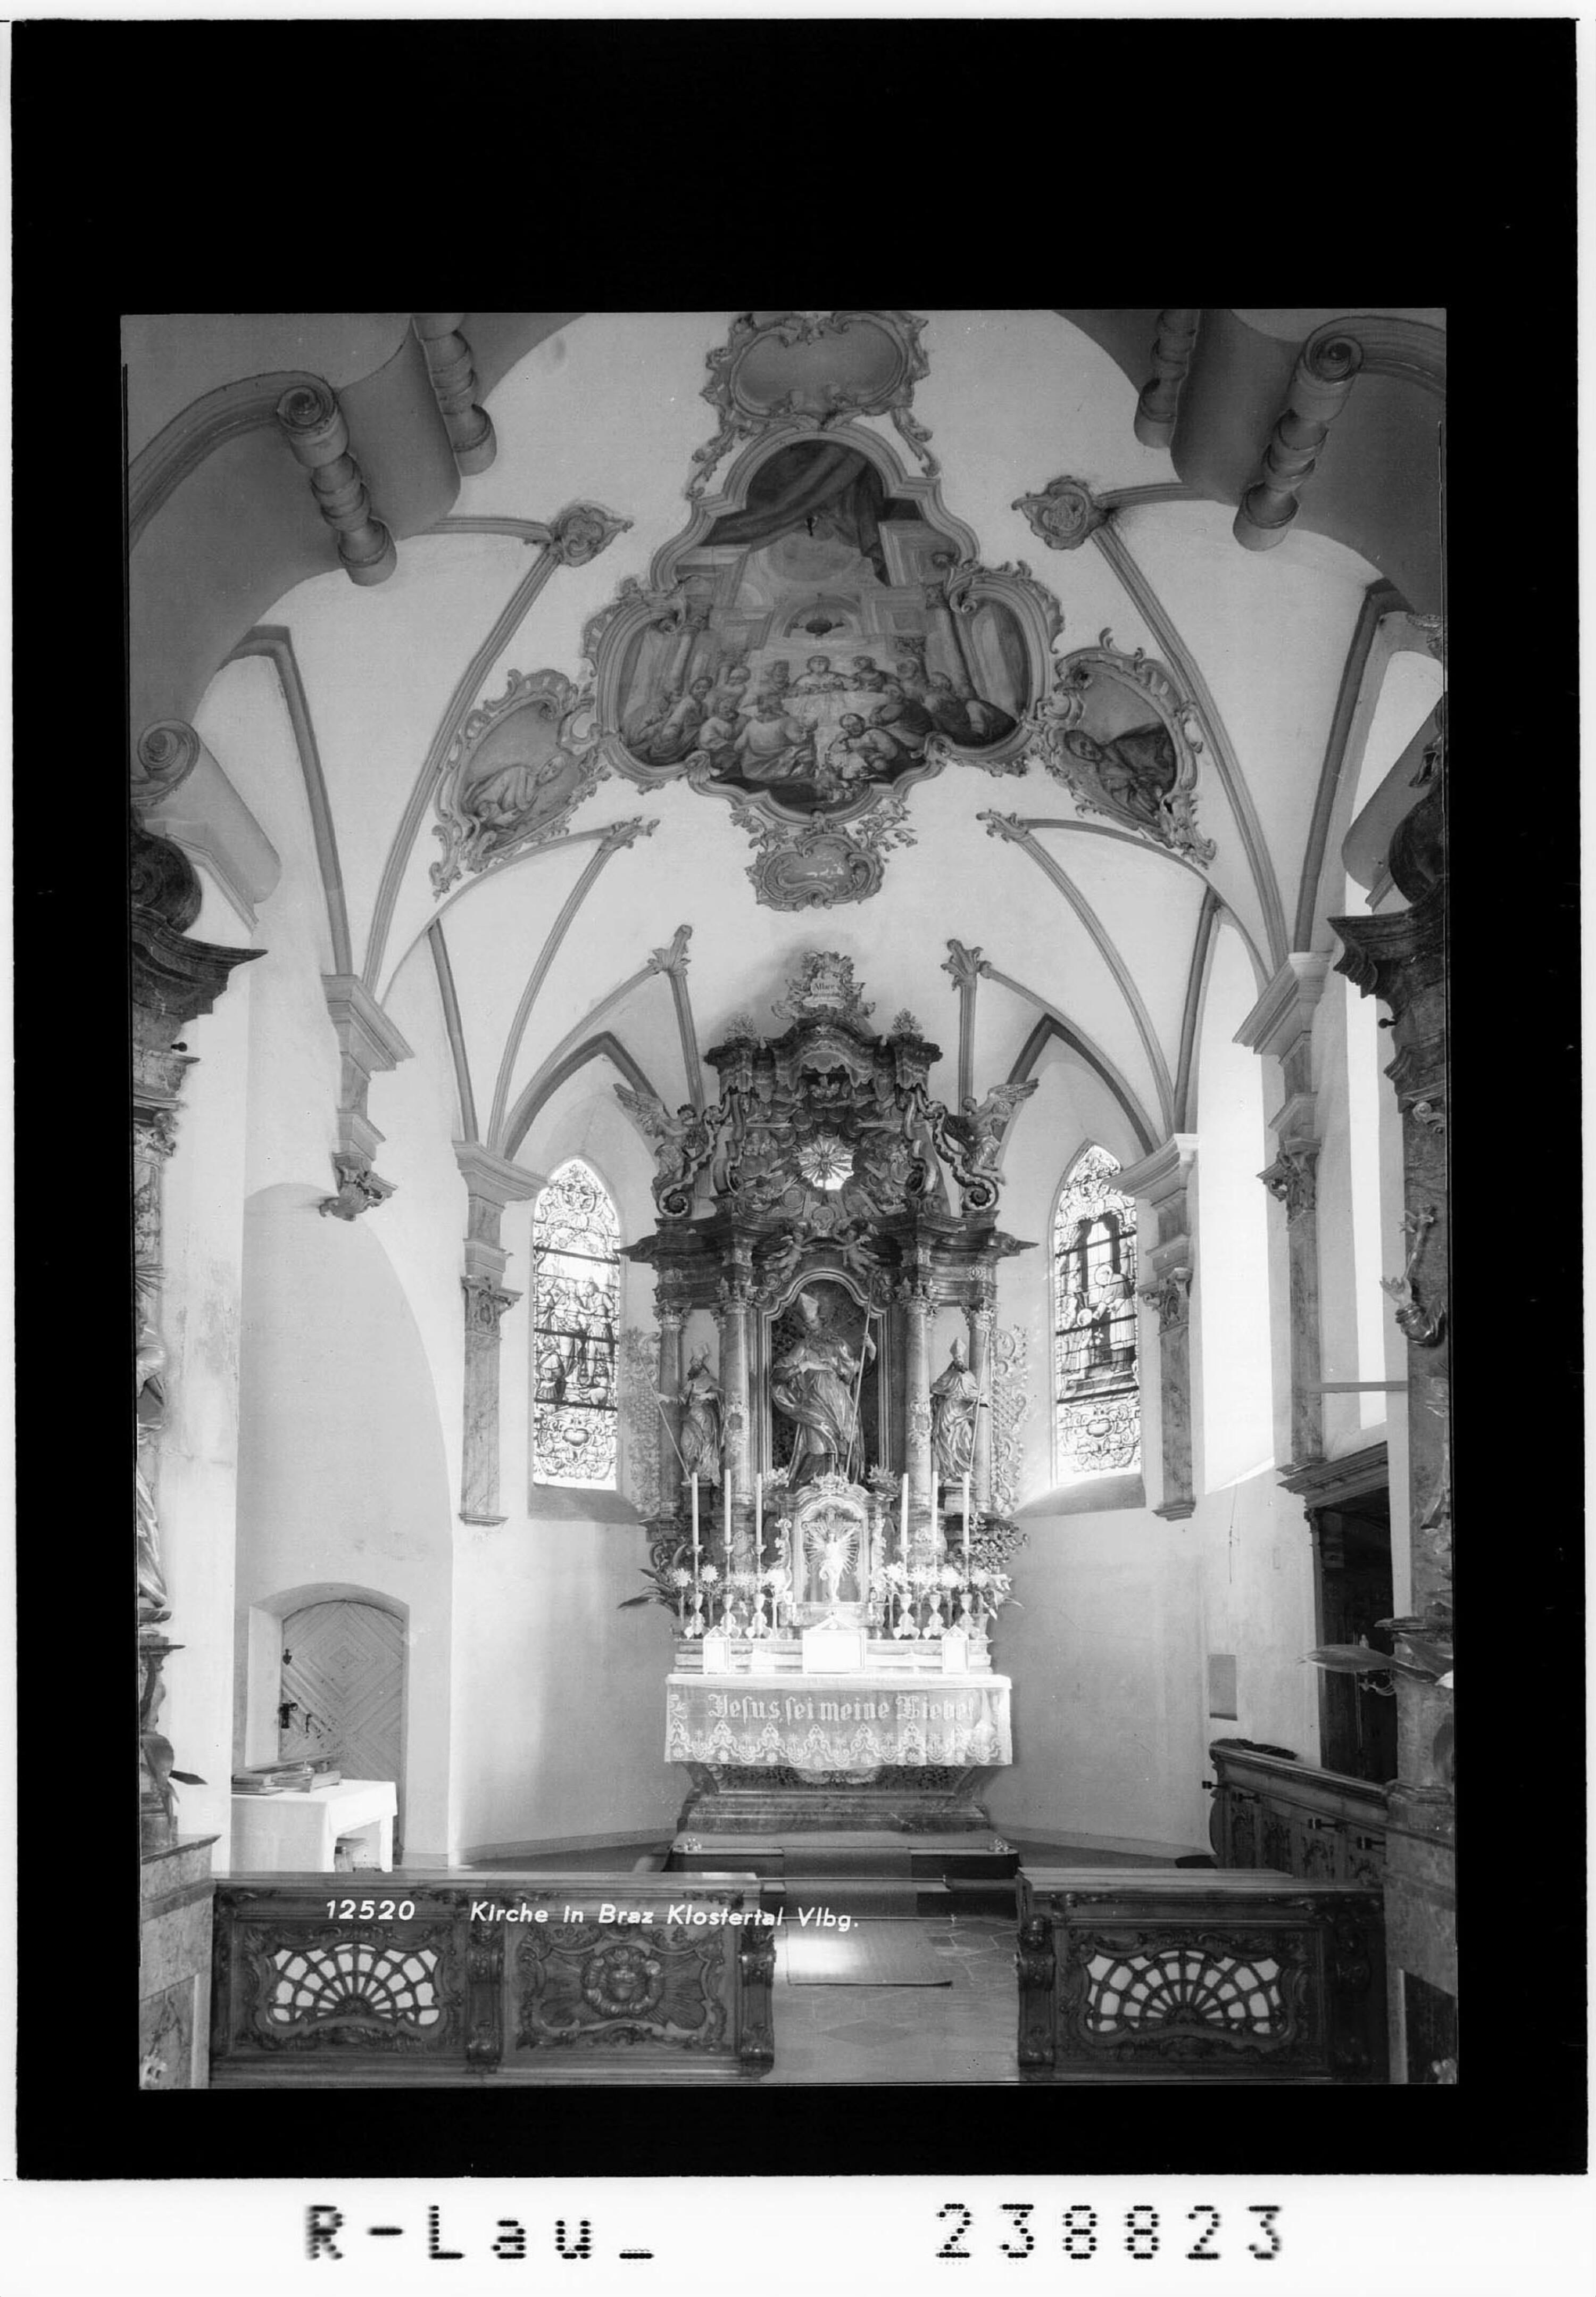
[[1053, 1143, 1141, 1478], [530, 1159, 621, 1488]]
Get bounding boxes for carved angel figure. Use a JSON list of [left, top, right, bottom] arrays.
[[615, 1086, 703, 1197], [954, 1080, 1038, 1173]]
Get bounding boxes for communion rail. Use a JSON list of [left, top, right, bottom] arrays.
[[1206, 1741, 1388, 1885], [1017, 1869, 1387, 2082], [210, 1871, 779, 2085]]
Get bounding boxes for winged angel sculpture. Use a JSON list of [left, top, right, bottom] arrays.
[[614, 1085, 718, 1218]]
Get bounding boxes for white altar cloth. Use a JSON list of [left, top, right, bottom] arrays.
[[228, 1778, 397, 1873], [665, 1673, 1012, 1771]]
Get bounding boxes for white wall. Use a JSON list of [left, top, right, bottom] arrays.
[[1195, 922, 1274, 1489], [233, 1186, 456, 1862]]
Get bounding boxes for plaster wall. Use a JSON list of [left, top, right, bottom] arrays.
[[446, 1074, 684, 1856], [233, 1187, 455, 1863]]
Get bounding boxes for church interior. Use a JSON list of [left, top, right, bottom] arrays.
[[129, 308, 1453, 2094]]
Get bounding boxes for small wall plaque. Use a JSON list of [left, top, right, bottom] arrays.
[[801, 1624, 867, 1675], [940, 1630, 970, 1674], [701, 1632, 733, 1674]]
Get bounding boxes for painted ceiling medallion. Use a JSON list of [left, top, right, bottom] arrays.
[[689, 310, 937, 500], [1035, 631, 1217, 867], [430, 668, 606, 893], [583, 360, 1066, 910]]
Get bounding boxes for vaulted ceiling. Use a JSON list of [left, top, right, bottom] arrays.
[[131, 310, 1446, 1174]]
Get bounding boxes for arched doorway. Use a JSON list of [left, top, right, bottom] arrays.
[[277, 1595, 406, 1850]]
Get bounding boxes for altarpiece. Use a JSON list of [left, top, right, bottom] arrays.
[[622, 953, 1034, 1836]]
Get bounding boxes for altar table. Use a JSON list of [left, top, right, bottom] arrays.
[[666, 1673, 1012, 1772], [228, 1778, 397, 1874]]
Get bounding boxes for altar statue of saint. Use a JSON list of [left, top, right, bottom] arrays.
[[929, 1334, 979, 1483], [770, 1288, 875, 1486], [679, 1348, 724, 1477]]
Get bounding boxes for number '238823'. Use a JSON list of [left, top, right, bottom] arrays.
[[935, 2203, 1282, 2262]]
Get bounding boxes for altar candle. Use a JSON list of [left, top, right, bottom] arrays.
[[754, 1474, 762, 1560], [724, 1470, 732, 1539], [691, 1473, 700, 1558], [900, 1472, 909, 1557], [962, 1473, 972, 1561]]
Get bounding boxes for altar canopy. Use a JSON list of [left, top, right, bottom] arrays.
[[666, 1675, 1013, 1772]]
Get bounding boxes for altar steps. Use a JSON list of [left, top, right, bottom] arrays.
[[667, 1830, 1019, 1918]]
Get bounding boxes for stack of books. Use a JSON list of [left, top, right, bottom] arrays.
[[233, 1761, 316, 1794]]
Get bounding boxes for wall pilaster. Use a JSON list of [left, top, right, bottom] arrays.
[[1119, 1135, 1198, 1519], [1236, 952, 1331, 1469], [453, 1144, 542, 1525]]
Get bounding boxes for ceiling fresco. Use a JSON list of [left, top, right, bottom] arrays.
[[162, 308, 1442, 1192]]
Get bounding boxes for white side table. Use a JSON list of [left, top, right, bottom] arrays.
[[229, 1778, 398, 1874]]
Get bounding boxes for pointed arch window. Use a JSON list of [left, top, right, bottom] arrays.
[[1053, 1143, 1142, 1477], [530, 1159, 621, 1488]]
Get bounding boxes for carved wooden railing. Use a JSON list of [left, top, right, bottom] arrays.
[[1207, 1741, 1388, 1886], [212, 1872, 779, 2085], [1017, 1868, 1386, 2082]]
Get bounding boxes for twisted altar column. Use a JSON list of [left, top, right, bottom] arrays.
[[901, 1275, 936, 1552], [969, 1288, 995, 1517], [656, 1298, 685, 1515], [717, 1249, 755, 1566]]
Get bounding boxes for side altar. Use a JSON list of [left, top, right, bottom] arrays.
[[621, 952, 1034, 1840]]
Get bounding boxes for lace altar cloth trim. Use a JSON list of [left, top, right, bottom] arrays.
[[664, 1674, 1012, 1770]]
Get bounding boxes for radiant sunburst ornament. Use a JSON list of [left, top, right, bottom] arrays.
[[796, 1132, 853, 1191]]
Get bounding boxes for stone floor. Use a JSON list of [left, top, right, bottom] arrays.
[[763, 1913, 1020, 2085], [468, 1839, 1173, 2085]]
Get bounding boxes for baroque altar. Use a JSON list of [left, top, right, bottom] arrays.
[[622, 952, 1034, 1836]]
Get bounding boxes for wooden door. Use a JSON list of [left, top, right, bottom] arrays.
[[278, 1599, 405, 1850]]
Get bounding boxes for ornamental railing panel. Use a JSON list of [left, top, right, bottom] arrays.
[[211, 1875, 777, 2084], [1017, 1868, 1386, 2083]]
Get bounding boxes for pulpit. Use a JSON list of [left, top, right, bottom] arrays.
[[622, 953, 1034, 1852]]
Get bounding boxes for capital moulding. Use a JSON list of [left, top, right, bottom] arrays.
[[453, 1141, 546, 1207], [323, 975, 414, 1085], [1259, 1143, 1320, 1219], [321, 976, 411, 1218], [1138, 1264, 1193, 1331], [1234, 951, 1332, 1058], [1117, 1134, 1198, 1207]]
